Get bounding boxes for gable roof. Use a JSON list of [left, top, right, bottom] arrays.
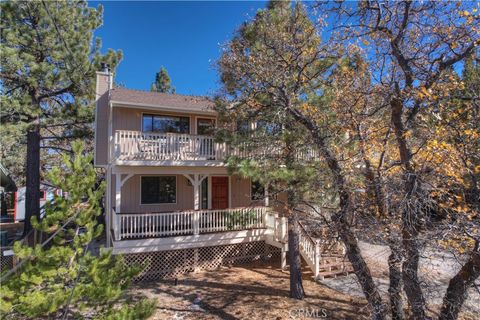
[[110, 87, 215, 113]]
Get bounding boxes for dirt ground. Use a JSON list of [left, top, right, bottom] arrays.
[[131, 241, 479, 320], [133, 260, 370, 320], [322, 242, 479, 320]]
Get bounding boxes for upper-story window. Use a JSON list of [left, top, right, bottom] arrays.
[[197, 118, 215, 135], [142, 114, 190, 134]]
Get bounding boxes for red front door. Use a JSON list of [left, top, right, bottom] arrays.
[[211, 177, 229, 209]]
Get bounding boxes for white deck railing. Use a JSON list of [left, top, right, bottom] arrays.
[[114, 130, 229, 161], [113, 130, 319, 163], [115, 207, 269, 240]]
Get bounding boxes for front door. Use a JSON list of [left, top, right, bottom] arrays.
[[211, 177, 229, 209]]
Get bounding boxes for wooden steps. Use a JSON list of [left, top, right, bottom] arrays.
[[317, 255, 353, 280]]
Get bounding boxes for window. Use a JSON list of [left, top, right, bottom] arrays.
[[197, 118, 215, 135], [142, 114, 190, 134], [141, 176, 176, 204], [251, 180, 265, 201]]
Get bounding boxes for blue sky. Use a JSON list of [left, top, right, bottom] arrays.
[[90, 1, 267, 96]]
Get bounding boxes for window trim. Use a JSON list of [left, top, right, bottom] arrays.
[[140, 175, 177, 205], [141, 113, 191, 134]]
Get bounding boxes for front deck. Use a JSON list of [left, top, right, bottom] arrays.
[[111, 206, 350, 282], [111, 207, 286, 254], [114, 207, 270, 240]]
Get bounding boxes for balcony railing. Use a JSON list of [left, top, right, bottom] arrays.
[[114, 207, 270, 240], [113, 130, 320, 163], [114, 130, 229, 161]]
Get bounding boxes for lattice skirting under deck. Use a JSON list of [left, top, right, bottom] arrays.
[[122, 241, 280, 282], [0, 254, 13, 273]]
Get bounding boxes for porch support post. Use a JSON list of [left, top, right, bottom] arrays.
[[184, 174, 208, 211], [114, 174, 121, 241], [184, 174, 207, 235], [193, 175, 200, 211]]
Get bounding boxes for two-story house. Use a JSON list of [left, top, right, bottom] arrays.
[[94, 67, 348, 281]]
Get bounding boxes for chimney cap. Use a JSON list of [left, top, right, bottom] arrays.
[[100, 62, 110, 73]]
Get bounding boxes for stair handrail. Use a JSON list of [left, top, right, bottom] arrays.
[[297, 221, 321, 279]]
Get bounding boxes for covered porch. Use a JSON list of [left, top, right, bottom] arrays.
[[108, 166, 271, 242]]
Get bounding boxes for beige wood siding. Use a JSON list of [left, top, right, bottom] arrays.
[[94, 73, 110, 166], [231, 175, 260, 207], [112, 107, 141, 131], [113, 174, 261, 213], [117, 174, 194, 213]]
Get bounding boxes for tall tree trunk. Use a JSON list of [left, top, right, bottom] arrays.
[[439, 243, 480, 320], [360, 139, 403, 319], [23, 127, 41, 237], [390, 97, 426, 319], [401, 219, 425, 320], [288, 215, 305, 299], [388, 242, 405, 320], [358, 130, 388, 217], [283, 123, 305, 300], [287, 108, 386, 319], [333, 210, 386, 320]]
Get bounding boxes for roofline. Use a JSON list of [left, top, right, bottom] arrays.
[[110, 100, 217, 116]]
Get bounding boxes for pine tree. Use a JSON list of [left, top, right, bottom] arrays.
[[218, 0, 320, 300], [151, 66, 175, 93], [0, 0, 122, 234], [0, 141, 155, 319]]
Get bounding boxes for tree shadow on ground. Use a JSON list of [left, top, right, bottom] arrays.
[[134, 260, 369, 319]]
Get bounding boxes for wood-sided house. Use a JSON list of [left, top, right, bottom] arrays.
[[94, 68, 346, 281]]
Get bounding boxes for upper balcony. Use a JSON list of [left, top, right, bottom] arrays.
[[113, 130, 320, 166], [113, 130, 230, 165]]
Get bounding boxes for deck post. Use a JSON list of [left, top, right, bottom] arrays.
[[193, 211, 200, 235], [280, 217, 288, 243], [193, 248, 199, 271], [314, 239, 321, 280], [281, 246, 287, 270], [114, 174, 121, 240]]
